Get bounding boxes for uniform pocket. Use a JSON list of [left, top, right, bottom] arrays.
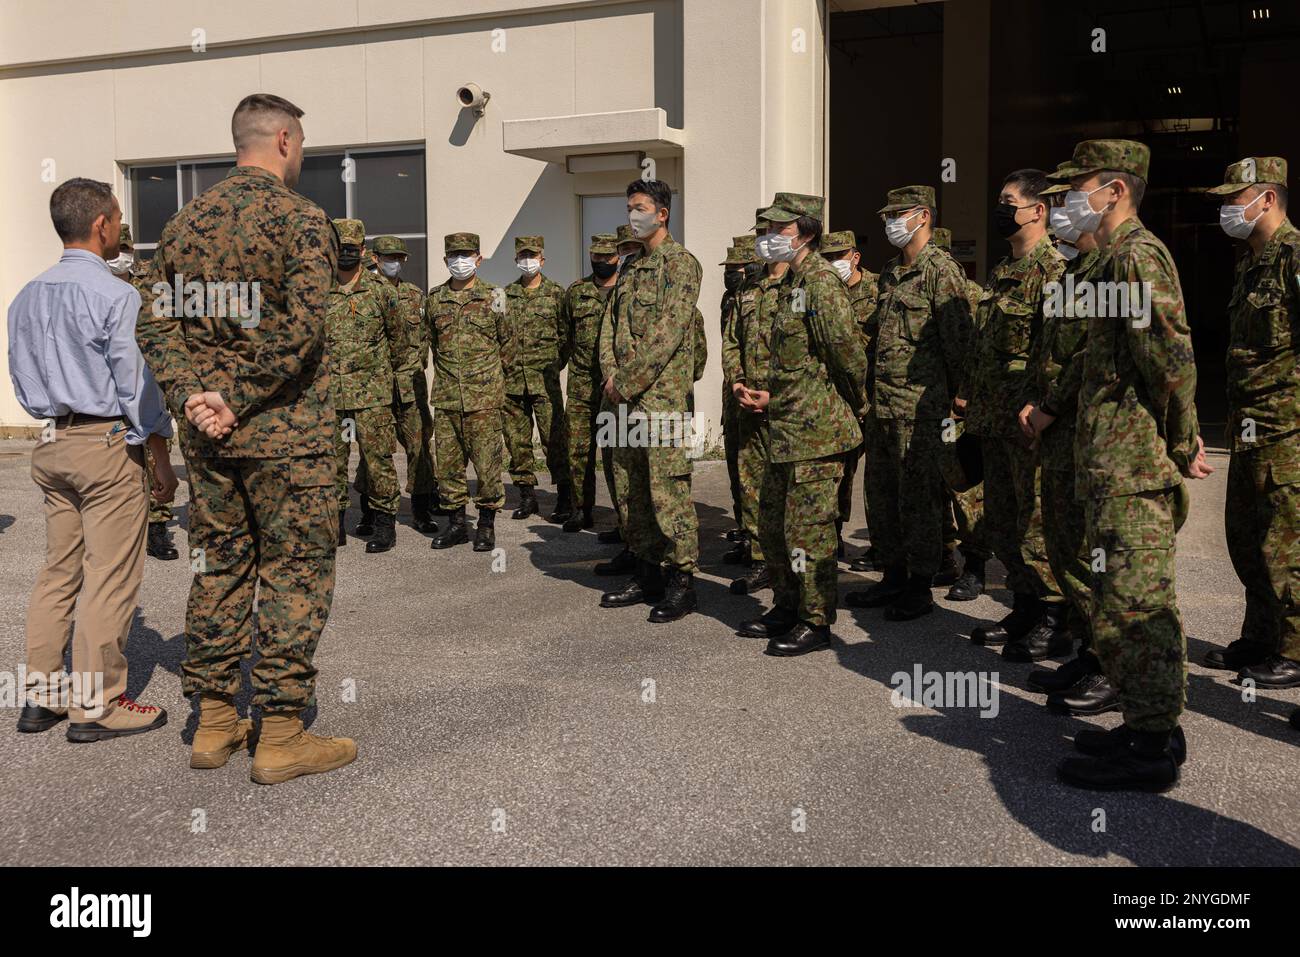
[[282, 456, 336, 558], [1091, 492, 1177, 612], [1245, 283, 1288, 350], [991, 296, 1033, 357], [790, 458, 842, 526]]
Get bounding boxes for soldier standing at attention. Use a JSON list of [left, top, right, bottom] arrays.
[[737, 194, 867, 655], [136, 93, 356, 783], [112, 223, 179, 561], [1049, 140, 1211, 792], [328, 218, 403, 554], [958, 170, 1068, 659], [598, 179, 703, 623], [563, 233, 619, 533], [424, 232, 514, 552], [847, 186, 974, 620], [503, 236, 573, 524], [719, 233, 760, 552], [1203, 158, 1300, 704]]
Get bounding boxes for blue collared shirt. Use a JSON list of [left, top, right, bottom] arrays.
[[7, 248, 172, 445]]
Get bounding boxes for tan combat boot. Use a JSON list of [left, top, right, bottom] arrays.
[[250, 713, 357, 785], [190, 694, 253, 769]]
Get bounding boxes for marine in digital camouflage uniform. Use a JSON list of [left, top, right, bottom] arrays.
[[503, 235, 572, 522], [738, 195, 868, 655], [849, 186, 974, 619], [1204, 157, 1300, 692], [1050, 140, 1203, 791]]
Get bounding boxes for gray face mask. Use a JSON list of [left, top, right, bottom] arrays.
[[379, 259, 402, 278], [628, 208, 661, 239]]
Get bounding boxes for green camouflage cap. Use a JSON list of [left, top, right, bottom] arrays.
[[334, 218, 365, 246], [1041, 161, 1073, 195], [588, 232, 617, 255], [821, 230, 857, 255], [720, 246, 746, 266], [877, 186, 935, 215], [372, 235, 408, 256], [362, 247, 377, 270], [1047, 139, 1150, 183], [1206, 157, 1289, 196], [514, 235, 544, 255], [733, 234, 756, 256], [615, 224, 644, 248], [761, 191, 824, 224], [445, 232, 480, 254], [118, 223, 134, 248], [933, 227, 952, 251], [720, 236, 759, 265], [753, 206, 772, 231]]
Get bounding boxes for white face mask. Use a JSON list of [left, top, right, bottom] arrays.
[[756, 232, 800, 263], [1062, 180, 1118, 235], [884, 210, 923, 249], [628, 208, 661, 240], [831, 258, 853, 282], [378, 259, 402, 278], [516, 257, 541, 277], [447, 256, 477, 280], [1219, 192, 1266, 240], [1049, 206, 1083, 244], [106, 252, 133, 275], [1056, 241, 1080, 262]]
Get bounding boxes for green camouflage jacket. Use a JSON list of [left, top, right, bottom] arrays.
[[869, 239, 974, 422], [1226, 217, 1300, 452], [722, 270, 782, 394], [425, 278, 514, 413], [565, 276, 614, 386], [847, 268, 880, 351], [136, 165, 338, 458], [1075, 216, 1199, 499], [504, 274, 568, 394], [767, 252, 868, 464], [388, 276, 429, 378], [326, 270, 401, 411]]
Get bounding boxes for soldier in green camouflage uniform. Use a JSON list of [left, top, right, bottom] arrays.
[[355, 235, 439, 533], [503, 236, 573, 523], [562, 233, 619, 533], [848, 186, 974, 620], [136, 93, 355, 783], [1051, 140, 1207, 792], [960, 171, 1067, 658], [736, 194, 868, 655], [1203, 157, 1300, 697], [327, 218, 403, 553], [720, 233, 760, 551], [598, 180, 702, 622], [424, 232, 514, 552]]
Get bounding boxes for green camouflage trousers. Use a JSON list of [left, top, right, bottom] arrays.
[[566, 375, 603, 513], [182, 454, 336, 714], [863, 417, 946, 578], [620, 442, 698, 573], [1226, 441, 1300, 660], [759, 456, 844, 628], [943, 484, 992, 562], [601, 394, 628, 532], [1042, 457, 1093, 645], [335, 406, 399, 515], [1087, 484, 1189, 733], [981, 436, 1061, 601], [504, 378, 568, 488], [145, 435, 173, 524], [355, 384, 438, 505], [736, 410, 770, 562], [436, 407, 505, 511], [723, 385, 743, 527]]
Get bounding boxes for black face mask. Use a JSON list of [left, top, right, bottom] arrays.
[[994, 202, 1027, 239], [723, 269, 744, 292], [591, 260, 618, 280], [338, 246, 362, 269]]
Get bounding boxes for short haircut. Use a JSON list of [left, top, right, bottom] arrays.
[[794, 215, 823, 249], [1002, 168, 1051, 205], [49, 177, 115, 243], [231, 93, 305, 151], [627, 178, 672, 214], [1101, 169, 1146, 209]]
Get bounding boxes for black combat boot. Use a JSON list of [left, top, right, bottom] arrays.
[[354, 504, 376, 537], [1057, 727, 1181, 792], [885, 574, 936, 621], [600, 560, 664, 608], [931, 548, 960, 587], [411, 493, 438, 534], [549, 484, 574, 524], [970, 591, 1037, 646], [597, 527, 623, 545], [1291, 707, 1300, 731], [1074, 724, 1187, 766], [563, 508, 594, 533], [1046, 671, 1120, 715], [946, 557, 985, 601], [430, 483, 451, 516], [737, 606, 799, 640], [729, 561, 770, 595], [1204, 636, 1270, 671], [473, 508, 496, 551], [766, 622, 832, 657], [365, 512, 396, 554], [1238, 654, 1300, 688], [511, 483, 538, 520], [849, 545, 883, 572], [337, 509, 348, 547], [846, 564, 906, 608], [146, 522, 179, 560], [594, 546, 637, 576], [1028, 648, 1101, 694], [722, 530, 751, 565], [649, 571, 697, 623], [431, 507, 468, 549], [725, 527, 744, 543], [1002, 601, 1072, 662]]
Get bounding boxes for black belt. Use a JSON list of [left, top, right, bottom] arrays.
[[52, 412, 124, 429]]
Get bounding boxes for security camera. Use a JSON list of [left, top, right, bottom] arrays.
[[457, 83, 490, 115]]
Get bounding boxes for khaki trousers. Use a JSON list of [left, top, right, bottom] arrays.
[[26, 421, 147, 721]]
